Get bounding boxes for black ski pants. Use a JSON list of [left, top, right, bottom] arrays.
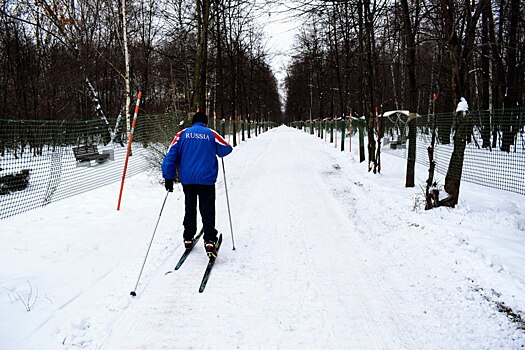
[[182, 184, 218, 243]]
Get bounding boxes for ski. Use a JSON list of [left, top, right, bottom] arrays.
[[174, 229, 204, 270], [199, 234, 222, 293]]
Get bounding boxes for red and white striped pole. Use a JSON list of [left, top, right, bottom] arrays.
[[117, 87, 143, 210]]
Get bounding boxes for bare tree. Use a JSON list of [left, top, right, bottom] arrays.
[[192, 0, 211, 112], [438, 0, 483, 207]]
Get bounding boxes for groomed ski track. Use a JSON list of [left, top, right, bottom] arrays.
[[44, 126, 520, 349], [100, 126, 417, 349]]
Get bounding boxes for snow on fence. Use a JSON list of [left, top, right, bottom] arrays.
[[291, 107, 525, 196]]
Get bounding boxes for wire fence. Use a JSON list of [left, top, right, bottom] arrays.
[[412, 109, 524, 195], [4, 106, 520, 220], [0, 114, 275, 220], [291, 107, 525, 196]]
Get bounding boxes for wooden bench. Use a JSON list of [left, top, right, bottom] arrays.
[[389, 140, 406, 149], [0, 169, 30, 195], [72, 144, 110, 164]]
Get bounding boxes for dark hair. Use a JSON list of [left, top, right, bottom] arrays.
[[192, 112, 208, 125]]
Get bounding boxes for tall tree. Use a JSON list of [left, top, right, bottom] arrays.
[[400, 0, 419, 187], [500, 0, 522, 152], [120, 0, 132, 133], [439, 0, 483, 207], [192, 0, 211, 112]]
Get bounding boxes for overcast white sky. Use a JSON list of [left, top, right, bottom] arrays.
[[256, 2, 302, 101]]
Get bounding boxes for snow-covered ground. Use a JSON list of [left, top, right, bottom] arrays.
[[1, 125, 524, 349]]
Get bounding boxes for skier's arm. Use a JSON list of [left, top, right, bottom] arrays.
[[212, 130, 233, 158], [162, 131, 183, 179]]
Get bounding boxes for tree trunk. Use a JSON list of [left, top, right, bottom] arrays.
[[400, 0, 418, 187], [439, 0, 482, 206], [192, 0, 210, 112], [443, 111, 469, 207], [362, 0, 376, 172], [358, 119, 365, 163], [500, 0, 520, 153], [405, 116, 417, 187], [121, 0, 131, 134], [487, 2, 506, 148], [480, 0, 491, 148]]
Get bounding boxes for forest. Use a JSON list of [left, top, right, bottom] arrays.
[[0, 0, 281, 125], [2, 1, 523, 127], [284, 0, 524, 121]]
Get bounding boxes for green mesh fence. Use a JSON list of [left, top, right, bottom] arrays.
[[0, 114, 276, 220], [0, 114, 183, 219], [408, 109, 525, 195], [291, 107, 525, 195]]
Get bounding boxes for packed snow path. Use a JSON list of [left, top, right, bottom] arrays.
[[104, 127, 421, 349], [2, 126, 524, 349]]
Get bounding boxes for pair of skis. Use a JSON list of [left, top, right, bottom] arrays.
[[172, 230, 222, 293]]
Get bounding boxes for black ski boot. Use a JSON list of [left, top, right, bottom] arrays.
[[184, 231, 202, 250], [205, 239, 218, 258], [184, 239, 194, 249]]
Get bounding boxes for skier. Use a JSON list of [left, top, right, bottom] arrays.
[[162, 112, 233, 258]]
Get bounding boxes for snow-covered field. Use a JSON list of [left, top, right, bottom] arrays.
[[1, 125, 524, 349]]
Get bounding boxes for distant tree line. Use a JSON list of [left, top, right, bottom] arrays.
[[284, 0, 524, 131], [0, 0, 281, 124]]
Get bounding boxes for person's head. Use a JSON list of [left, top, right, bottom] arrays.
[[192, 111, 208, 125]]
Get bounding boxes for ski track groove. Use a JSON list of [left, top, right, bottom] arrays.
[[300, 138, 413, 349], [312, 143, 419, 348]]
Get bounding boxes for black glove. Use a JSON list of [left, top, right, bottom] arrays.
[[164, 179, 174, 192]]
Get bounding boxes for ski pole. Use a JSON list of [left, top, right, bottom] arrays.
[[221, 158, 235, 250], [130, 190, 169, 297]]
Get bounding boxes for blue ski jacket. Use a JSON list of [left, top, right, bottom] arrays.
[[162, 122, 233, 185]]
